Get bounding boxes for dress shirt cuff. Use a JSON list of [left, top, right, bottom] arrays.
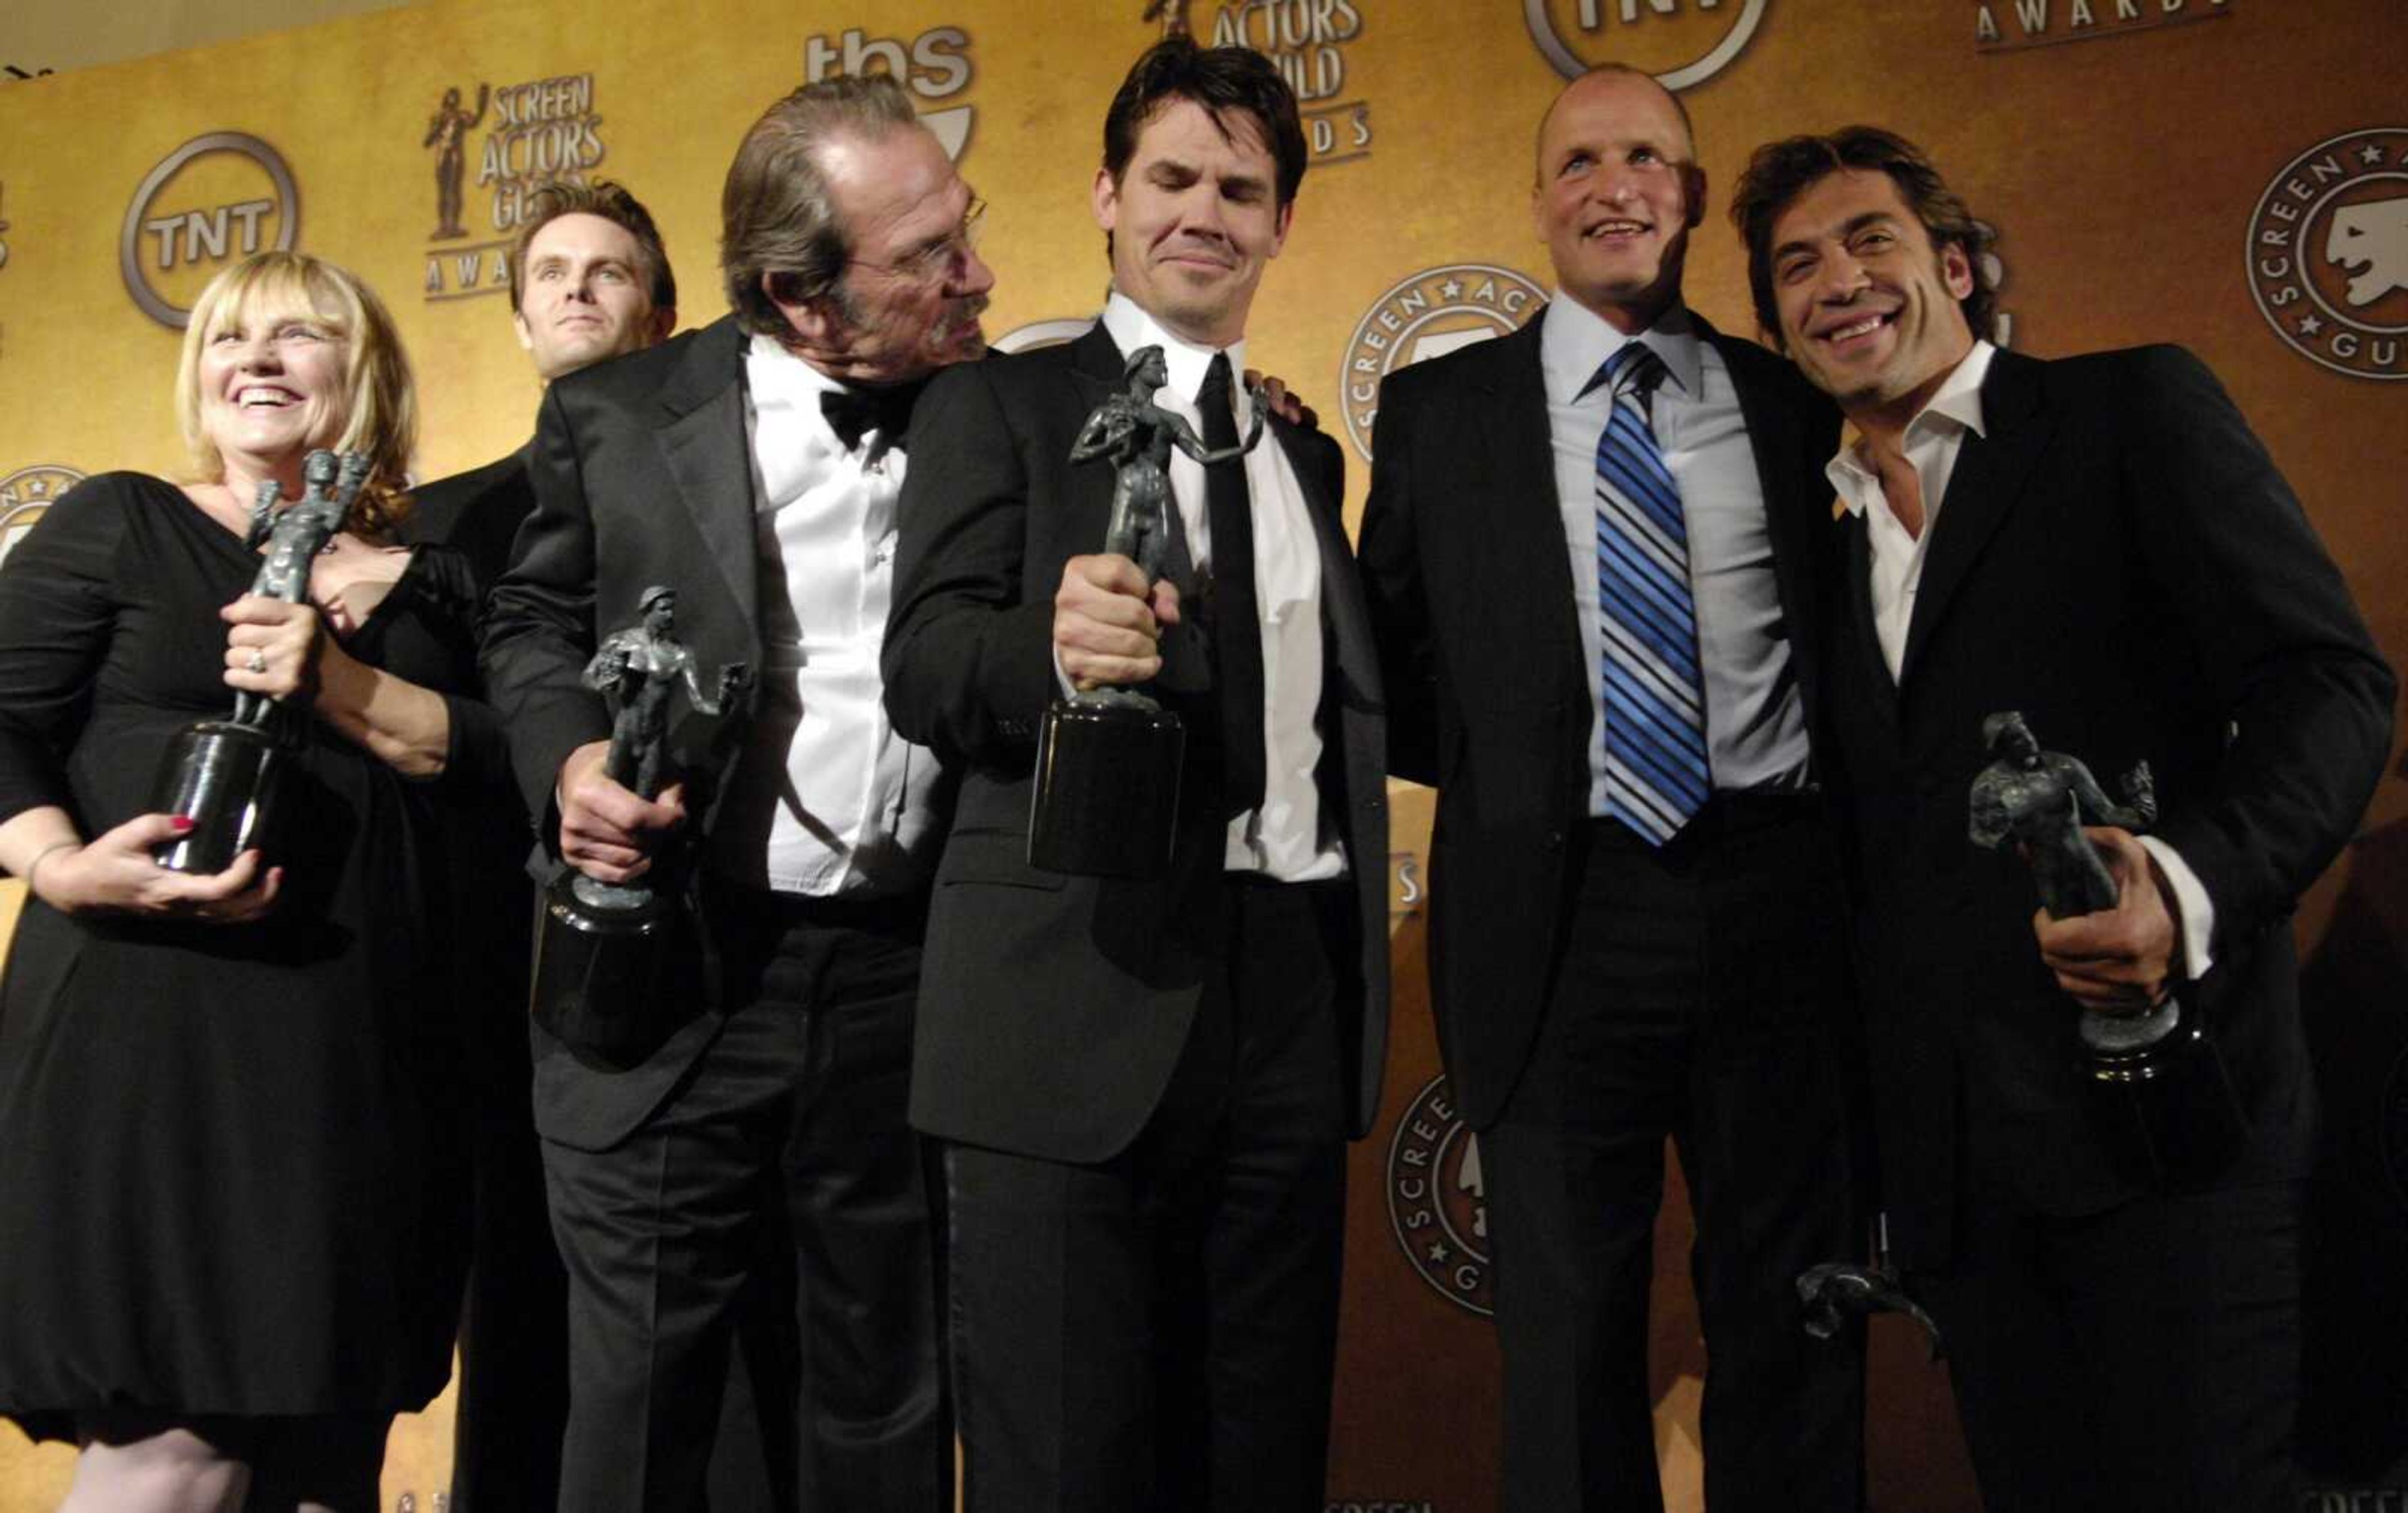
[[2136, 834, 2216, 981]]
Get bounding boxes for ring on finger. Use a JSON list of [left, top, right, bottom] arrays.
[[246, 649, 267, 674]]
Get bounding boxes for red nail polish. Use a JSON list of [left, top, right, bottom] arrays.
[[171, 815, 196, 832]]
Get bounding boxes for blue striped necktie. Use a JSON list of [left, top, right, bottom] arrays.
[[1586, 342, 1708, 845]]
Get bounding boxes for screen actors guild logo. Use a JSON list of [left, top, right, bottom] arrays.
[[1341, 263, 1546, 461], [120, 134, 300, 330], [1387, 1075, 1492, 1316], [425, 84, 490, 241], [423, 75, 610, 300], [1975, 0, 2229, 51], [1161, 2, 1372, 167], [0, 465, 85, 570], [2248, 127, 2408, 381], [1524, 0, 1767, 89], [805, 26, 976, 162]]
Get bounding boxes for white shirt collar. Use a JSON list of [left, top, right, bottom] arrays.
[[745, 331, 850, 401], [1539, 295, 1704, 407], [1100, 289, 1248, 405], [1830, 340, 1997, 516]]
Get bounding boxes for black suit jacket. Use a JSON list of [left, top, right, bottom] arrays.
[[882, 323, 1390, 1164], [1820, 344, 2395, 1268], [1356, 310, 1843, 1131], [481, 316, 771, 1152]]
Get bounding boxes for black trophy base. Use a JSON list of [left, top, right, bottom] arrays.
[[2081, 997, 2250, 1190], [531, 873, 675, 1068], [148, 719, 286, 874], [1028, 696, 1183, 879]]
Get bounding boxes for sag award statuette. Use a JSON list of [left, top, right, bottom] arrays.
[[531, 587, 746, 1063], [1969, 711, 2247, 1186], [150, 449, 366, 874], [1028, 346, 1266, 878]]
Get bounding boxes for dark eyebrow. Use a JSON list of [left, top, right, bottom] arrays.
[[1773, 210, 1902, 262]]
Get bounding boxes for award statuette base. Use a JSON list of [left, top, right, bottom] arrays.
[[148, 719, 287, 874], [2080, 997, 2250, 1189], [531, 871, 675, 1068], [1027, 694, 1183, 879]]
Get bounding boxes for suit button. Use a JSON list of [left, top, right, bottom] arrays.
[[1545, 830, 1565, 851]]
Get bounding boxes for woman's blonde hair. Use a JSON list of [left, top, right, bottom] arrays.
[[174, 251, 417, 539]]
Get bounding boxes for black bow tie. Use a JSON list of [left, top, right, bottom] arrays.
[[820, 381, 924, 454]]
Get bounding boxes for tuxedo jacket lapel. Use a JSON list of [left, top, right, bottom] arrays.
[[652, 318, 759, 637], [1899, 348, 2052, 685]]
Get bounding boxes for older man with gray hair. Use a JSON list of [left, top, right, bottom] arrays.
[[482, 74, 992, 1512]]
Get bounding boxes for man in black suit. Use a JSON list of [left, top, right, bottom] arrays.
[[481, 77, 993, 1512], [882, 39, 1387, 1511], [1356, 65, 1864, 1512], [406, 178, 676, 1513], [1730, 126, 2395, 1507]]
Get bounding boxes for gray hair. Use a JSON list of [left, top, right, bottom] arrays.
[[720, 75, 922, 337]]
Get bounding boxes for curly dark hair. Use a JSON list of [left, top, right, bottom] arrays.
[[1728, 125, 1997, 348]]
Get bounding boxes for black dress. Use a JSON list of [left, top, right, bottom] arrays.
[[0, 472, 486, 1437]]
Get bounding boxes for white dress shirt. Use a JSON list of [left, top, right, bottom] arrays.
[[1540, 296, 1814, 814], [707, 334, 943, 897], [1097, 292, 1344, 882], [1823, 340, 2215, 975]]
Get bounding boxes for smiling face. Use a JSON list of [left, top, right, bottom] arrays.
[[514, 211, 673, 381], [1094, 96, 1291, 349], [1533, 69, 1703, 334], [1768, 167, 1977, 428], [194, 292, 352, 479]]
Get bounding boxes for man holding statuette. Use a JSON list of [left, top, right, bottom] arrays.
[[882, 38, 1388, 1510], [482, 76, 991, 1511], [1730, 125, 2394, 1505]]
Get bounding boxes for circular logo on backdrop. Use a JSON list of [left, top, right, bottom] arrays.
[[120, 132, 300, 330], [1524, 0, 1768, 88], [1341, 263, 1548, 461], [1386, 1073, 1493, 1316], [991, 317, 1096, 354], [2247, 127, 2408, 381], [0, 465, 87, 570]]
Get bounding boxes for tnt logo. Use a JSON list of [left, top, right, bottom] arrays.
[[804, 26, 976, 161], [119, 133, 300, 329], [1524, 0, 1768, 89]]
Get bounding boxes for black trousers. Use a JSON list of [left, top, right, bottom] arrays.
[[945, 877, 1351, 1513], [540, 889, 949, 1513], [1482, 799, 1866, 1513], [1913, 1176, 2305, 1511]]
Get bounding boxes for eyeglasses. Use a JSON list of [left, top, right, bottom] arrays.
[[848, 198, 987, 285]]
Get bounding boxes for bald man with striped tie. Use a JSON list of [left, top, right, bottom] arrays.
[[1357, 65, 1864, 1512]]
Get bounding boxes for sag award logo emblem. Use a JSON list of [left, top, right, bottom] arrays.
[[0, 465, 86, 570], [1144, 2, 1371, 168], [423, 75, 610, 300], [1341, 263, 1546, 460], [120, 134, 300, 329], [1387, 1074, 1492, 1316], [2249, 127, 2408, 381], [1525, 0, 1768, 88]]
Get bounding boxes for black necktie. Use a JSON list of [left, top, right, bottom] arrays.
[[1197, 353, 1266, 819], [820, 380, 922, 455]]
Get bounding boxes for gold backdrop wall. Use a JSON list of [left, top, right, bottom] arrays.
[[3, 2, 2404, 1510]]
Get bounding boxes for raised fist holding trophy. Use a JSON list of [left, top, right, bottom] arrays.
[[1968, 711, 2246, 1185], [150, 448, 366, 874], [530, 587, 748, 1063], [1028, 344, 1266, 878]]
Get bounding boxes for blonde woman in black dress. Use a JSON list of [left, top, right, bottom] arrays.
[[0, 251, 496, 1511]]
